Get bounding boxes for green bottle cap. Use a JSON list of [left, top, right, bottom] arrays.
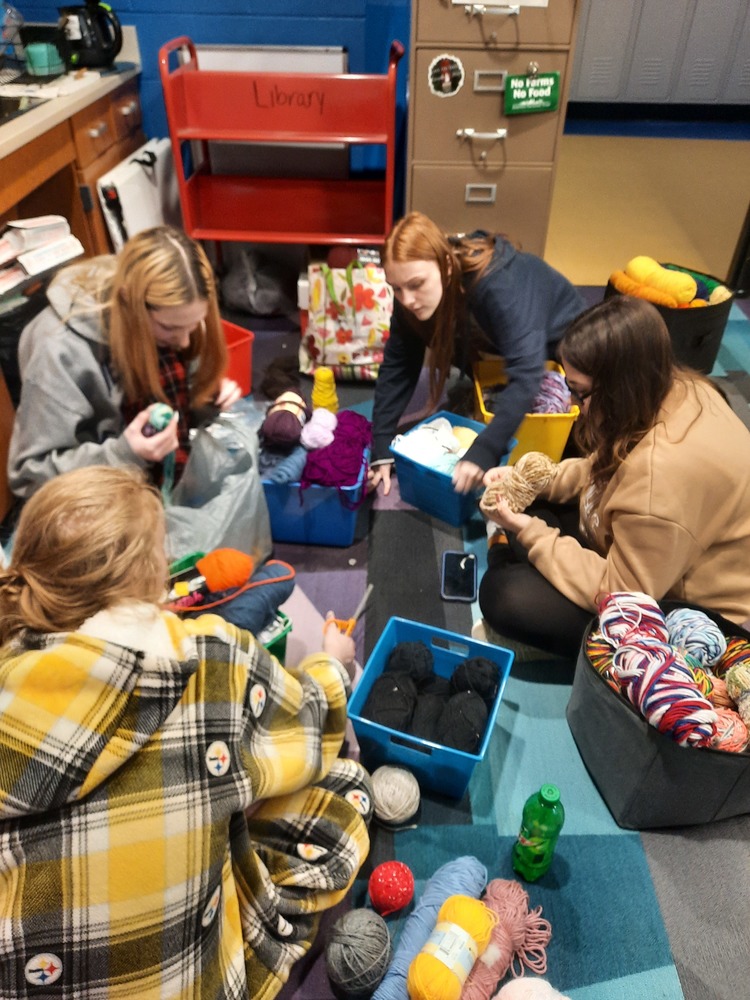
[[540, 784, 560, 803]]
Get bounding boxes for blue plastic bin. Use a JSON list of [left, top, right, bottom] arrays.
[[390, 411, 514, 526], [262, 451, 368, 547], [348, 617, 514, 798]]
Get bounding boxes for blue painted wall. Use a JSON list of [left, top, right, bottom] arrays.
[[18, 0, 410, 197]]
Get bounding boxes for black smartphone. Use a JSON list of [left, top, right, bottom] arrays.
[[441, 550, 478, 602]]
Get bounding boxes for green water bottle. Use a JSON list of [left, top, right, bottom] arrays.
[[512, 784, 565, 882]]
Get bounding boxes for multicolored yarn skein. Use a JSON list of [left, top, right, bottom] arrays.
[[462, 879, 552, 1000], [715, 636, 750, 679], [611, 636, 717, 747], [597, 593, 717, 747], [596, 592, 668, 647], [407, 895, 497, 1000], [725, 664, 750, 728], [665, 607, 727, 668], [373, 856, 488, 1000]]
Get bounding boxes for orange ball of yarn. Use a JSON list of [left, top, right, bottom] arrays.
[[712, 707, 749, 753], [196, 548, 254, 593]]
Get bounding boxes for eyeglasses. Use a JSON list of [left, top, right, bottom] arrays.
[[564, 379, 592, 405]]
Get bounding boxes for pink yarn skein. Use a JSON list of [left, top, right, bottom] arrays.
[[462, 879, 552, 1000], [301, 408, 338, 449]]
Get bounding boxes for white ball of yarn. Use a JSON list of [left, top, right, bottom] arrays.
[[370, 765, 421, 826], [496, 979, 571, 1000]]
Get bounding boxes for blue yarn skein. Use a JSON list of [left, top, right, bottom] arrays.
[[371, 855, 488, 1000], [665, 607, 727, 668]]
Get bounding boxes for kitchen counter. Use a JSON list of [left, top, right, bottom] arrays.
[[0, 25, 143, 256], [0, 25, 141, 158]]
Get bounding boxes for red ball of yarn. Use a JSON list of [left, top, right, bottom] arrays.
[[368, 861, 414, 916]]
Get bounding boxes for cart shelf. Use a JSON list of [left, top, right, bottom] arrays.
[[159, 37, 403, 247]]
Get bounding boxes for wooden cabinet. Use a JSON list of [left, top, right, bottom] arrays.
[[71, 80, 145, 256], [0, 76, 144, 258], [406, 0, 580, 256]]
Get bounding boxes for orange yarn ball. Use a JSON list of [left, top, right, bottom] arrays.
[[196, 548, 254, 593]]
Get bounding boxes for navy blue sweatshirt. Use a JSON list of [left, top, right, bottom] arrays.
[[371, 238, 585, 471]]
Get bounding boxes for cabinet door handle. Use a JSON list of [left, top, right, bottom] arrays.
[[456, 127, 508, 143], [455, 3, 520, 17], [87, 121, 109, 139], [119, 100, 139, 117], [465, 184, 497, 204]]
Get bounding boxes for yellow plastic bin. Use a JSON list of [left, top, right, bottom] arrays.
[[473, 359, 579, 464]]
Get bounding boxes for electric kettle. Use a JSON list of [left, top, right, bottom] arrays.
[[58, 0, 122, 68]]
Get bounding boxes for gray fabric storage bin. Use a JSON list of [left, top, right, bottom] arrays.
[[566, 605, 750, 830]]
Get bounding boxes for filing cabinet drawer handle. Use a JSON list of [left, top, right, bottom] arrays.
[[465, 184, 496, 204], [119, 100, 139, 117], [87, 122, 109, 139], [456, 127, 508, 144], [455, 3, 520, 17]]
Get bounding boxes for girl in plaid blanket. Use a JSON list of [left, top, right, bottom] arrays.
[[0, 465, 372, 999]]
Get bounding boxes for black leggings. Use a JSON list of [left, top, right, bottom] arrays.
[[478, 502, 594, 659]]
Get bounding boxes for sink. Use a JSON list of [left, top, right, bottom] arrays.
[[0, 94, 47, 124]]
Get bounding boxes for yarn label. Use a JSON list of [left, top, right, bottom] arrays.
[[423, 921, 478, 984], [505, 72, 560, 115]]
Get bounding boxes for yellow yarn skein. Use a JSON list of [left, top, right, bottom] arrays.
[[624, 256, 697, 304], [407, 894, 497, 1000], [609, 269, 679, 309], [312, 366, 339, 413]]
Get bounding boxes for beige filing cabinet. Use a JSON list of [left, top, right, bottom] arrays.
[[406, 0, 580, 256]]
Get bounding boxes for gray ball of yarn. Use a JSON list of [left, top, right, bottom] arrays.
[[371, 765, 421, 827], [325, 908, 392, 1000]]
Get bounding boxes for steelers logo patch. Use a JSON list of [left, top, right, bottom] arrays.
[[345, 788, 371, 816], [206, 740, 231, 776], [250, 683, 267, 718], [25, 954, 62, 986]]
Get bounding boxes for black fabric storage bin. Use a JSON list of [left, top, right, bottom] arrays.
[[604, 265, 734, 374], [566, 604, 750, 830]]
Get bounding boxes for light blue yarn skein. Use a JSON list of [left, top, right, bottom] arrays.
[[665, 607, 727, 668], [371, 855, 488, 1000]]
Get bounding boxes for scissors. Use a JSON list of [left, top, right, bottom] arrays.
[[327, 583, 374, 636]]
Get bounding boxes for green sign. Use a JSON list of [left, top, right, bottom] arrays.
[[505, 72, 560, 115]]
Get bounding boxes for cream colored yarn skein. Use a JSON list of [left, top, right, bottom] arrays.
[[480, 452, 557, 516]]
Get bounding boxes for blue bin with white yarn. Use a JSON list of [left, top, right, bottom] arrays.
[[348, 617, 513, 798], [390, 411, 515, 526]]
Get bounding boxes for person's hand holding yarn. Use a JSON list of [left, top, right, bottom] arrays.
[[452, 459, 485, 495], [214, 377, 243, 410], [483, 498, 532, 535], [482, 465, 511, 489], [124, 406, 179, 463], [480, 452, 557, 517]]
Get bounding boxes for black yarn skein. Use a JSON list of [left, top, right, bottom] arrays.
[[450, 657, 500, 708], [410, 691, 448, 743], [361, 672, 419, 731], [385, 641, 434, 685], [436, 691, 488, 753]]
